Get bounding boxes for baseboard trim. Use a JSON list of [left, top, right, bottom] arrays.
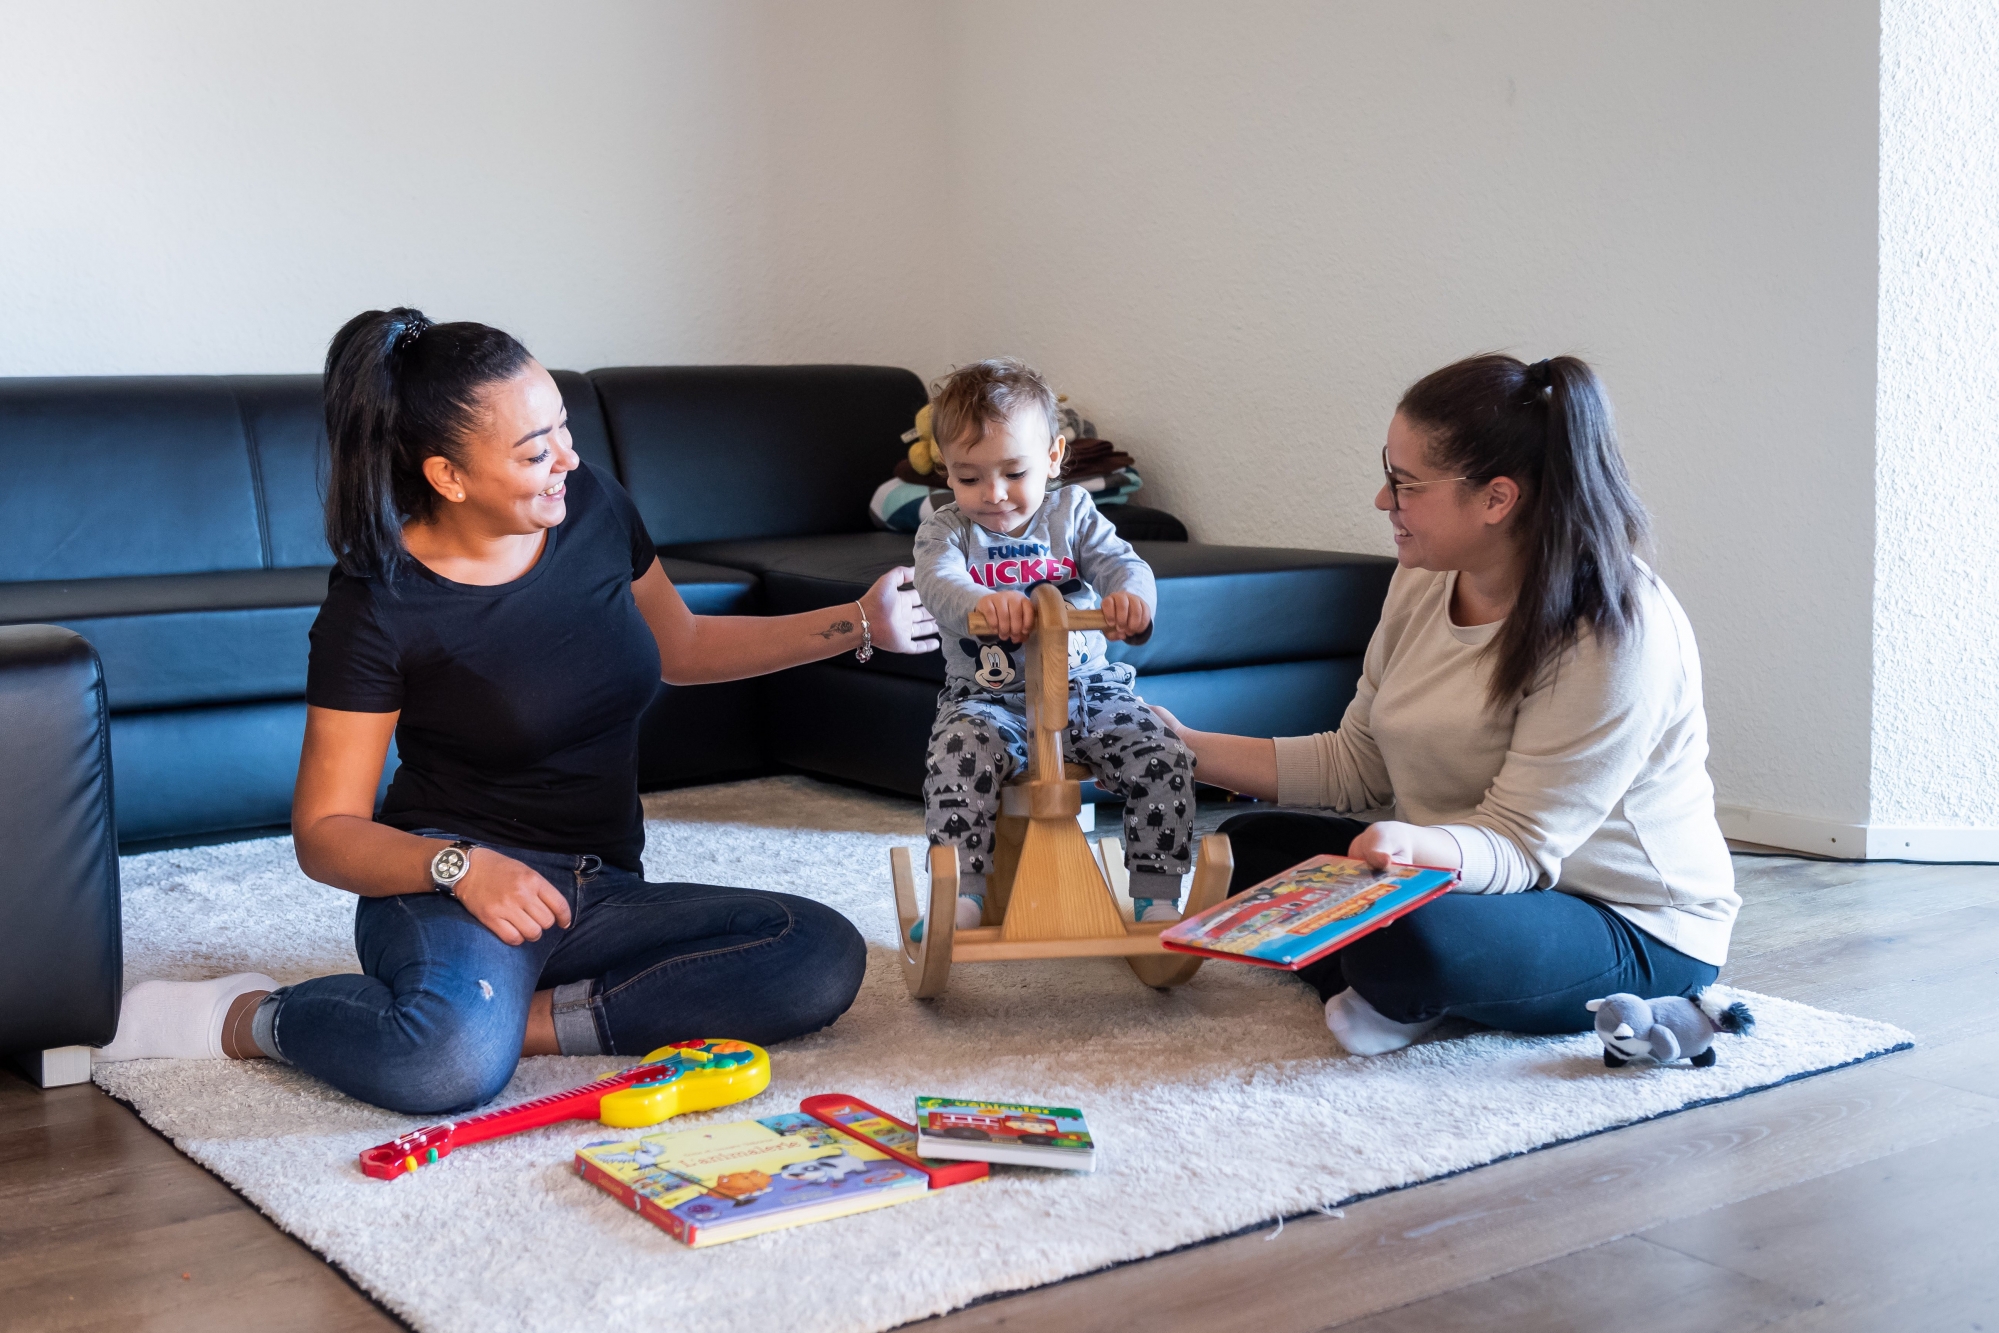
[[1717, 805, 1999, 862]]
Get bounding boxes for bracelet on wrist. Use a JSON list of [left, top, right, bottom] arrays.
[[853, 600, 873, 663]]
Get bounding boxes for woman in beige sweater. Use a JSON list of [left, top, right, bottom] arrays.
[[1159, 354, 1738, 1055]]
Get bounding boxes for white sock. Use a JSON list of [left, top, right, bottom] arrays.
[[93, 973, 278, 1062], [1324, 989, 1442, 1056], [954, 894, 986, 929]]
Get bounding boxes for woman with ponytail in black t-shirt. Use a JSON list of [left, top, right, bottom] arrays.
[[91, 310, 936, 1114]]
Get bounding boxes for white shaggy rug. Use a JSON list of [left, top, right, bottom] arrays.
[[98, 777, 1912, 1333]]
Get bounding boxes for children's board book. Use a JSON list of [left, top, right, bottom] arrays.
[[1158, 854, 1457, 970], [913, 1097, 1096, 1171], [575, 1112, 931, 1247]]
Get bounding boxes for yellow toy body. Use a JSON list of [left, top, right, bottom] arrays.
[[596, 1039, 771, 1128]]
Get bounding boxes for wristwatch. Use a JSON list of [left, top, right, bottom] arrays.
[[429, 840, 476, 896]]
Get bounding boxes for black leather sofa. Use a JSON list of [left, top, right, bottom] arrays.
[[0, 366, 1394, 847]]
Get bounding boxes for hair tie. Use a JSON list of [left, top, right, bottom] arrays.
[[1525, 358, 1554, 401], [391, 314, 432, 357]]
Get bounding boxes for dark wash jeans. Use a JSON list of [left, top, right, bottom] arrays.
[[1218, 811, 1719, 1034], [259, 832, 867, 1115]]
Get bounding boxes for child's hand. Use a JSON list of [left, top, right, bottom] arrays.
[[1099, 591, 1152, 642], [975, 591, 1035, 642]]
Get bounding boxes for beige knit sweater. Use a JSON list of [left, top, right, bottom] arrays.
[[1272, 565, 1739, 966]]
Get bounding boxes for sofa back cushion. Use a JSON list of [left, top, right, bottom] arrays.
[[227, 374, 335, 568], [0, 377, 267, 581], [591, 366, 925, 546]]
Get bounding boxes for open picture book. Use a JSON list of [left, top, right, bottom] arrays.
[[1158, 854, 1457, 970]]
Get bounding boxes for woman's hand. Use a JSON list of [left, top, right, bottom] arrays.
[[1099, 591, 1152, 642], [1146, 702, 1193, 740], [454, 847, 574, 946], [1347, 820, 1465, 873], [860, 566, 940, 654], [1347, 820, 1420, 870]]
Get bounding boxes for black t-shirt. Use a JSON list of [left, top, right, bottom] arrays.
[[307, 463, 663, 870]]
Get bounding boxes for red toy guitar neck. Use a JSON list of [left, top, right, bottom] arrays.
[[357, 1038, 771, 1180], [359, 1067, 647, 1180]]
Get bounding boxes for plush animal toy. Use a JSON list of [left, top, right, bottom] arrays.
[[1587, 991, 1755, 1068]]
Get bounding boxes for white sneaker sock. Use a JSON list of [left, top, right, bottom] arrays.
[[1324, 989, 1442, 1056], [954, 894, 986, 929], [93, 973, 278, 1062]]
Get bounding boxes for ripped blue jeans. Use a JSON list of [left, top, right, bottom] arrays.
[[253, 831, 866, 1115]]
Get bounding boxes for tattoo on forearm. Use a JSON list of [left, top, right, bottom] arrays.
[[817, 619, 855, 640]]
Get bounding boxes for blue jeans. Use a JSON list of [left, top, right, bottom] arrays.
[[1219, 811, 1720, 1034], [255, 833, 867, 1115]]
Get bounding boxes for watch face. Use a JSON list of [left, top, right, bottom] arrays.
[[434, 847, 469, 883]]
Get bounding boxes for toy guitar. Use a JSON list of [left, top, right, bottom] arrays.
[[358, 1038, 770, 1180]]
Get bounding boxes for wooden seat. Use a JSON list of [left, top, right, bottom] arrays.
[[890, 582, 1232, 998]]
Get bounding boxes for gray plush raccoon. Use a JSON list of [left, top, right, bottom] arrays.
[[1586, 990, 1756, 1068]]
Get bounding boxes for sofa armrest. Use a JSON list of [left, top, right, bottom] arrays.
[[0, 625, 122, 1059]]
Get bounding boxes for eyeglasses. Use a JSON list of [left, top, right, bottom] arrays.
[[1381, 447, 1470, 511]]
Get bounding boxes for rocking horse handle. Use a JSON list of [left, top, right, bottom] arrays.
[[965, 604, 1109, 637]]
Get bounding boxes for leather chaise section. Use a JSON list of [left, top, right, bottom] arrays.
[[0, 626, 121, 1051]]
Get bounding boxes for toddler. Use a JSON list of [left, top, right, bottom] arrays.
[[912, 359, 1195, 933]]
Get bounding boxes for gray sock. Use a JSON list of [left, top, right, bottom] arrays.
[[1128, 869, 1185, 905]]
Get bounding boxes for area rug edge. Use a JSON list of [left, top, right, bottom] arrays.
[[912, 1032, 1918, 1327]]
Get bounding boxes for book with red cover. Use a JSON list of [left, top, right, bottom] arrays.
[[1158, 854, 1456, 970]]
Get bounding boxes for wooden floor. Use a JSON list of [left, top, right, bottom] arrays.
[[5, 847, 1997, 1332]]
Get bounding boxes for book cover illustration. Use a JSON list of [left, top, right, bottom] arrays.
[[913, 1097, 1096, 1171], [1158, 854, 1457, 969], [575, 1111, 930, 1247]]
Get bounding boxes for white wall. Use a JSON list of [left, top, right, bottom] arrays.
[[939, 2, 1882, 828], [11, 1, 1986, 848], [1872, 0, 1999, 843], [0, 0, 951, 375]]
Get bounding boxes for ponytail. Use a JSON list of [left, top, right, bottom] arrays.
[[322, 307, 533, 578], [1397, 353, 1652, 708]]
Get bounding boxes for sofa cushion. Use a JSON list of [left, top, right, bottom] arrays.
[[1111, 543, 1397, 673], [655, 558, 761, 616], [593, 366, 926, 547], [0, 568, 331, 711], [665, 533, 1396, 681], [227, 375, 334, 569], [0, 377, 266, 581]]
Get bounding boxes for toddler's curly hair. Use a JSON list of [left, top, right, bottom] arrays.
[[929, 358, 1060, 455]]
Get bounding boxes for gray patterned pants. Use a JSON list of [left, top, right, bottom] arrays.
[[922, 668, 1196, 883]]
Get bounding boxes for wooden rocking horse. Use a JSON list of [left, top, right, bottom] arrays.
[[890, 581, 1234, 999]]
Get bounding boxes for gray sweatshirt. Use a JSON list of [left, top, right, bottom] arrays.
[[913, 485, 1156, 695]]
